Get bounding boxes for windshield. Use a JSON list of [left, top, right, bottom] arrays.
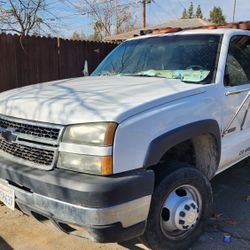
[[92, 34, 222, 84]]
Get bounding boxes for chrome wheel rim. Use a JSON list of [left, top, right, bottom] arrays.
[[160, 184, 202, 239]]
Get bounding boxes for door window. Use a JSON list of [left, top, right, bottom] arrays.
[[225, 36, 250, 86]]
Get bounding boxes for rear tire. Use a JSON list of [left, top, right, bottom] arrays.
[[141, 164, 213, 250]]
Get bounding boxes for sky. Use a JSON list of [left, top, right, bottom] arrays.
[[50, 0, 250, 38]]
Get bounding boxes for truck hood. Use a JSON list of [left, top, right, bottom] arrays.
[[0, 76, 206, 124]]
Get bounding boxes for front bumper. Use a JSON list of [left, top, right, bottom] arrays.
[[0, 157, 154, 242]]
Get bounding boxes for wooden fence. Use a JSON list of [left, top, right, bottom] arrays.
[[0, 33, 117, 92]]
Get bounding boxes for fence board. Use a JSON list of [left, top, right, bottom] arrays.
[[0, 33, 117, 92], [0, 34, 18, 92]]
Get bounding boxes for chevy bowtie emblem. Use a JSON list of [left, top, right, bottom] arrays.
[[0, 127, 17, 143]]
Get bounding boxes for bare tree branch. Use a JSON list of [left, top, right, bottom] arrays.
[[74, 0, 137, 41], [0, 0, 59, 36]]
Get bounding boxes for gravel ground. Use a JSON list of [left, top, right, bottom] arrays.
[[0, 162, 249, 250]]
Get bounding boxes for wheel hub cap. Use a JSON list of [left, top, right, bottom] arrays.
[[160, 185, 201, 235], [174, 199, 199, 230]]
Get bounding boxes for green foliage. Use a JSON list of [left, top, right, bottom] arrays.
[[182, 8, 188, 19], [188, 2, 194, 18], [182, 2, 202, 19], [209, 6, 226, 25], [180, 2, 226, 25], [195, 5, 203, 19]]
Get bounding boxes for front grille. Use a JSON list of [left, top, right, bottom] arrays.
[[0, 115, 63, 170], [0, 117, 60, 141], [0, 138, 55, 167]]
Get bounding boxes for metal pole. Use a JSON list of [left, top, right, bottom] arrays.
[[142, 0, 146, 28], [233, 0, 237, 22], [115, 0, 118, 33]]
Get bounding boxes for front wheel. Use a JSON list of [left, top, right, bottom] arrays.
[[141, 165, 213, 250]]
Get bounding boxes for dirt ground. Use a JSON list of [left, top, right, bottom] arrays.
[[0, 162, 250, 250]]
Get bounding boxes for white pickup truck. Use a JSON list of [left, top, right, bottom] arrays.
[[0, 25, 250, 250]]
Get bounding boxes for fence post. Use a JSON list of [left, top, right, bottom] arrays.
[[57, 37, 61, 79]]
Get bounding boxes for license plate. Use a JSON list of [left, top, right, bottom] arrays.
[[0, 179, 15, 210]]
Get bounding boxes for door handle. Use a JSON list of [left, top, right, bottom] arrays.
[[225, 88, 250, 96]]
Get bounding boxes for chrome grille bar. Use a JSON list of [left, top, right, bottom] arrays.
[[0, 114, 64, 170], [0, 114, 64, 145]]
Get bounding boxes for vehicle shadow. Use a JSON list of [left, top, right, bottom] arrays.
[[119, 238, 146, 250], [192, 160, 250, 249], [0, 237, 13, 250], [120, 160, 250, 250]]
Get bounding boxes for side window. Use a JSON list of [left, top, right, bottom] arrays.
[[225, 36, 250, 86]]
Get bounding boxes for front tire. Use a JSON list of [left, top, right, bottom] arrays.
[[141, 165, 213, 250]]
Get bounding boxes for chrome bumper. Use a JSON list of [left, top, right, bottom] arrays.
[[13, 185, 151, 228]]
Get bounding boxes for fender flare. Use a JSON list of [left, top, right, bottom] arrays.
[[143, 119, 221, 168]]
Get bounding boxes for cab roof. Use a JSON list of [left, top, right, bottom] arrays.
[[128, 21, 250, 41]]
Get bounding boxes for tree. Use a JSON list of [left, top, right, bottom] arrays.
[[0, 0, 58, 36], [75, 0, 137, 41], [182, 8, 188, 19], [72, 31, 87, 40], [195, 5, 203, 19], [93, 20, 104, 41], [188, 2, 194, 19], [116, 5, 136, 34], [209, 6, 226, 25]]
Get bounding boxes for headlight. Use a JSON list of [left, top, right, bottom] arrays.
[[57, 152, 112, 175], [62, 122, 117, 146], [58, 122, 117, 175]]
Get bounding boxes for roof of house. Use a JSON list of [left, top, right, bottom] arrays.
[[104, 18, 211, 42]]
